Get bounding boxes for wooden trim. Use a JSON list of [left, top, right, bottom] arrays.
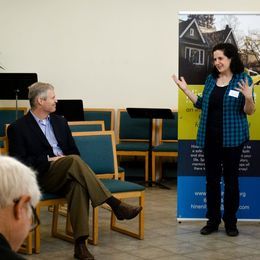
[[119, 139, 149, 142], [68, 120, 105, 131], [0, 106, 28, 113]]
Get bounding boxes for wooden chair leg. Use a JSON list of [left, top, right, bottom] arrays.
[[88, 206, 98, 245], [145, 154, 149, 182], [19, 232, 33, 255], [34, 206, 41, 254], [66, 214, 73, 236], [51, 204, 74, 243], [152, 153, 156, 183], [119, 172, 125, 180], [138, 194, 145, 239], [51, 205, 59, 237]]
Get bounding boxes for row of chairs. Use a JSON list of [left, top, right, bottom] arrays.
[[0, 107, 116, 151], [0, 106, 177, 254], [0, 107, 178, 182], [0, 107, 115, 153], [68, 109, 178, 183]]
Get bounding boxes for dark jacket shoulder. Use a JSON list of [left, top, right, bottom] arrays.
[[0, 234, 26, 260], [7, 112, 79, 177]]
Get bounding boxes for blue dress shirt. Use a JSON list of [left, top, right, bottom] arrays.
[[30, 111, 64, 156]]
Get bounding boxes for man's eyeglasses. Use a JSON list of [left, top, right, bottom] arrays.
[[14, 199, 40, 231], [30, 204, 40, 231]]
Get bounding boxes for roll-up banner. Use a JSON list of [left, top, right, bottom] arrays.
[[177, 12, 260, 221]]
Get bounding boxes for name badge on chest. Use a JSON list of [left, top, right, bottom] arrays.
[[229, 90, 239, 98]]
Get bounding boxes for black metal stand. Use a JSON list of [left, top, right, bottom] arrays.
[[15, 89, 20, 120], [0, 73, 38, 118], [126, 108, 174, 189]]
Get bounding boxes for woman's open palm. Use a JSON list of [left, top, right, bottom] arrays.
[[172, 75, 188, 91]]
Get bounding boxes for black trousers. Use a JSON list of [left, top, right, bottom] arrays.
[[204, 139, 243, 226]]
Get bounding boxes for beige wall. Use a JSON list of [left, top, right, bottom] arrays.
[[0, 0, 259, 109]]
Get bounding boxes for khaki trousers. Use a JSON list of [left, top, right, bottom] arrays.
[[39, 154, 112, 240]]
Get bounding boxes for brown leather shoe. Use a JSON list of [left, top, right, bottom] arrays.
[[74, 243, 95, 260], [113, 202, 142, 220]]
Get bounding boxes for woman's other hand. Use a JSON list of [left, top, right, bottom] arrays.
[[235, 78, 253, 99]]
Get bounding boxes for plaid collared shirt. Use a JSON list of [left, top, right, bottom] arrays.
[[194, 72, 253, 148]]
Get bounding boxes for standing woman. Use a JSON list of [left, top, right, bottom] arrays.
[[172, 43, 255, 236]]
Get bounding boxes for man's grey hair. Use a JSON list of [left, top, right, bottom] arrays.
[[0, 156, 41, 208], [28, 82, 54, 109]]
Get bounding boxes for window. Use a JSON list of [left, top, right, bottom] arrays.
[[190, 28, 194, 36], [185, 47, 204, 65]]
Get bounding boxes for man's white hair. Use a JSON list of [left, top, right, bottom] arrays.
[[0, 156, 41, 208]]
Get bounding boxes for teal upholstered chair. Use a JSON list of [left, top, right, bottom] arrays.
[[19, 193, 71, 255], [72, 131, 145, 245], [68, 120, 105, 132], [69, 120, 124, 180], [152, 111, 178, 181], [4, 135, 71, 255], [83, 108, 115, 130], [116, 109, 155, 182], [0, 107, 27, 154]]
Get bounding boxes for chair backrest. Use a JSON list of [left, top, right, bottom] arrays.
[[68, 121, 105, 132], [159, 111, 178, 143], [72, 131, 118, 178], [117, 109, 154, 142], [0, 107, 27, 136], [83, 108, 115, 130]]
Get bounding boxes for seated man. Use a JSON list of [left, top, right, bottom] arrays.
[[7, 82, 142, 260], [0, 156, 41, 259]]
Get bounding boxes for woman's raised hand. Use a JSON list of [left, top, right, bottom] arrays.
[[172, 75, 188, 92], [171, 74, 198, 104]]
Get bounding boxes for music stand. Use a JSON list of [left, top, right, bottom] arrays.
[[54, 99, 84, 121], [0, 73, 38, 119], [126, 108, 174, 189]]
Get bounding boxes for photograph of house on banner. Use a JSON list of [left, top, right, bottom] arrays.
[[177, 13, 260, 221]]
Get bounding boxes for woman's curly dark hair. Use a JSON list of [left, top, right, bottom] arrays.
[[211, 43, 244, 78]]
